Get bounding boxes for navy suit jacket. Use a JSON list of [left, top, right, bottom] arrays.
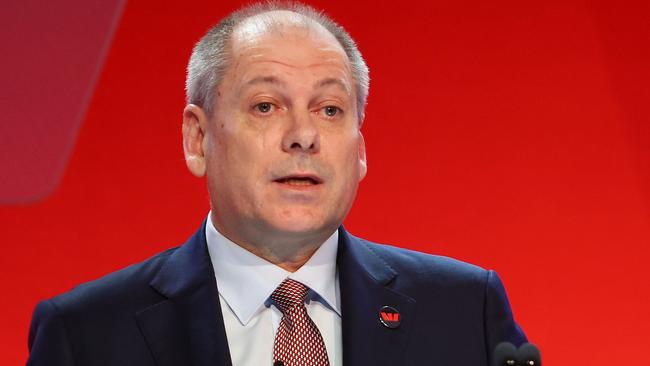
[[28, 222, 526, 365]]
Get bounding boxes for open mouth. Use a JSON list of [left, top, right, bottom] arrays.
[[274, 176, 322, 187]]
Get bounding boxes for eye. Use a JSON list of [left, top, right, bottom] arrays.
[[254, 102, 274, 114], [322, 105, 341, 118]]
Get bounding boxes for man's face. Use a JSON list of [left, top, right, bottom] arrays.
[[185, 17, 367, 247]]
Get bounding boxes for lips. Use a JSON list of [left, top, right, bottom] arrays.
[[273, 174, 323, 187]]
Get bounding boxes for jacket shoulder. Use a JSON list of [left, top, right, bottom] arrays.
[[28, 248, 179, 365], [356, 237, 490, 288], [350, 236, 527, 353], [48, 247, 178, 315]]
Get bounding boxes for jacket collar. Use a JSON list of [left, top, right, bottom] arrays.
[[135, 222, 416, 366], [338, 228, 416, 366], [137, 220, 233, 366]]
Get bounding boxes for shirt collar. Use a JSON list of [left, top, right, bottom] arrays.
[[205, 213, 340, 326]]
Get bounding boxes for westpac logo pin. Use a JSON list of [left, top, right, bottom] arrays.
[[379, 306, 401, 329]]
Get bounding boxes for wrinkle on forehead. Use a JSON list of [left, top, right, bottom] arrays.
[[234, 53, 353, 97], [223, 10, 355, 103]]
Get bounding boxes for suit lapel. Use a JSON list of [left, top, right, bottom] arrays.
[[135, 221, 232, 366], [338, 228, 416, 366], [134, 223, 415, 366]]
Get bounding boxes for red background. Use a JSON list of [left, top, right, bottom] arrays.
[[1, 0, 649, 364]]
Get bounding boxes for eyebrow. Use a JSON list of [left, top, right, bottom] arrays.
[[314, 77, 350, 94], [242, 76, 287, 89]]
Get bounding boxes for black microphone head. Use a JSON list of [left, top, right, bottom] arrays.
[[493, 342, 518, 366], [518, 343, 542, 366]]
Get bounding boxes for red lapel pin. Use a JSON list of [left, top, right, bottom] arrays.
[[379, 306, 401, 329]]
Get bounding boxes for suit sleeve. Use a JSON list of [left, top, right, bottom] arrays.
[[27, 300, 76, 366], [484, 270, 527, 362]]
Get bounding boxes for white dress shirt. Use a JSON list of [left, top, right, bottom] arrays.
[[205, 214, 342, 366]]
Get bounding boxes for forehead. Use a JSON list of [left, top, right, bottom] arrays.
[[227, 11, 351, 81]]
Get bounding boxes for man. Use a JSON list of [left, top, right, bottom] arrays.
[[28, 2, 526, 365]]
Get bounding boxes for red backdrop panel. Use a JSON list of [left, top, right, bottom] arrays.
[[0, 0, 125, 204], [1, 0, 648, 364]]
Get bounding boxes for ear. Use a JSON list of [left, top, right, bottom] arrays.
[[182, 104, 209, 177], [358, 131, 367, 181]]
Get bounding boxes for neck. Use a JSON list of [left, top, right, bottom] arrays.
[[211, 216, 335, 272], [235, 238, 322, 272]]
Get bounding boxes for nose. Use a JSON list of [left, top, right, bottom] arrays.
[[281, 110, 320, 154]]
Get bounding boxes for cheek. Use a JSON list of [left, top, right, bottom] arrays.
[[340, 135, 363, 173], [211, 115, 251, 164], [329, 137, 363, 193], [214, 122, 278, 188]]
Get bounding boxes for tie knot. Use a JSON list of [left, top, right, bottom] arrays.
[[271, 279, 309, 313]]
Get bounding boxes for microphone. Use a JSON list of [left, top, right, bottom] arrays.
[[493, 342, 518, 366], [518, 343, 542, 366], [493, 342, 542, 366], [273, 361, 284, 366]]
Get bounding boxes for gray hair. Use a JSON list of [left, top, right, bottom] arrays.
[[185, 1, 370, 123]]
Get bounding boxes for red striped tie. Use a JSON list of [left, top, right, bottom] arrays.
[[271, 279, 330, 366]]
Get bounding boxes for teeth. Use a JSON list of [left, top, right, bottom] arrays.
[[283, 178, 315, 186]]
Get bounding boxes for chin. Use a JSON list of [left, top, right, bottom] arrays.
[[272, 220, 328, 236], [266, 209, 337, 237]]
